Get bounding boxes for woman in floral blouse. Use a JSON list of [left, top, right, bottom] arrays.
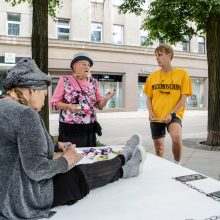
[[50, 52, 115, 147]]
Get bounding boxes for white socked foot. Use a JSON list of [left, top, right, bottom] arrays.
[[122, 144, 146, 178], [121, 133, 142, 162]]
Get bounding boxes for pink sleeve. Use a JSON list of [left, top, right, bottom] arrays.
[[95, 79, 103, 102], [50, 76, 65, 110]]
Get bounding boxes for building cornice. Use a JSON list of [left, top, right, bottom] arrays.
[[0, 35, 207, 61], [48, 38, 207, 61], [0, 35, 31, 46]]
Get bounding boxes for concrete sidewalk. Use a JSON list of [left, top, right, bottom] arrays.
[[49, 110, 220, 181]]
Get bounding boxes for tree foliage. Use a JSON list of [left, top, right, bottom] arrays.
[[120, 0, 220, 146], [120, 0, 220, 44]]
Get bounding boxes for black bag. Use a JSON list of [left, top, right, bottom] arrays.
[[95, 121, 102, 136]]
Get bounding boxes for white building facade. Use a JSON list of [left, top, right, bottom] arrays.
[[0, 0, 208, 111]]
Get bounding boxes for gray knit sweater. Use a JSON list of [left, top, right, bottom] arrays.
[[0, 98, 68, 219]]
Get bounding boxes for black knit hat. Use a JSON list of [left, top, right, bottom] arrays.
[[3, 58, 51, 90], [70, 52, 93, 69]]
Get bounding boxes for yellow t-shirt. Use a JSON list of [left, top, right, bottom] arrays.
[[144, 68, 192, 122]]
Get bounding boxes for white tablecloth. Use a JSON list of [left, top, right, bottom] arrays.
[[48, 146, 220, 220]]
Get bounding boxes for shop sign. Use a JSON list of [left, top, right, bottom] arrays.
[[142, 67, 156, 73], [4, 53, 16, 64]]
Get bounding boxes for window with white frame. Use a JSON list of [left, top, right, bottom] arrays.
[[57, 19, 70, 40], [140, 30, 148, 46], [7, 13, 21, 36], [182, 35, 190, 52], [198, 36, 205, 53], [113, 25, 123, 45], [91, 22, 102, 43]]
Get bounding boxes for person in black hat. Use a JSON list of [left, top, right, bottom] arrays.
[[70, 52, 94, 68], [50, 52, 115, 147], [0, 57, 147, 219]]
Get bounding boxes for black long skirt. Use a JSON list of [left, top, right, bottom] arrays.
[[58, 122, 96, 147], [52, 166, 89, 207], [52, 156, 123, 207]]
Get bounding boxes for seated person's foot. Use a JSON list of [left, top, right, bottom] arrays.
[[122, 144, 146, 178], [121, 134, 142, 162]]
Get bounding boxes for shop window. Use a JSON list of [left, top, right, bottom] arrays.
[[113, 25, 123, 45], [138, 76, 148, 109], [187, 94, 197, 107], [92, 74, 123, 108], [51, 78, 60, 113], [91, 22, 102, 43], [57, 19, 70, 40], [7, 13, 20, 36], [52, 78, 59, 95], [186, 78, 205, 108], [198, 36, 205, 53], [51, 75, 123, 109]]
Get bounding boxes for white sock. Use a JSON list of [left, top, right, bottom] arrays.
[[122, 134, 141, 162], [174, 160, 181, 165]]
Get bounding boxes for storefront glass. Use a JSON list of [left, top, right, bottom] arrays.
[[92, 74, 123, 108], [51, 77, 59, 96], [51, 74, 123, 110], [186, 78, 205, 107], [138, 75, 148, 109], [138, 76, 205, 109]]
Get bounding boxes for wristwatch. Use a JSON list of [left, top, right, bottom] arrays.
[[171, 112, 176, 118]]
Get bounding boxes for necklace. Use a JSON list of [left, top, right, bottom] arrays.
[[158, 69, 173, 94], [160, 68, 173, 83], [73, 74, 88, 81]]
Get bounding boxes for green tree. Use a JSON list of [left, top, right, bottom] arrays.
[[5, 0, 62, 131], [120, 0, 220, 146]]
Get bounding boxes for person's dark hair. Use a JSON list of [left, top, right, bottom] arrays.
[[155, 44, 174, 60]]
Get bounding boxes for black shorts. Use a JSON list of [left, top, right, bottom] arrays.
[[150, 117, 182, 140]]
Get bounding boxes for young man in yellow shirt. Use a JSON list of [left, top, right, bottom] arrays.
[[144, 45, 192, 164]]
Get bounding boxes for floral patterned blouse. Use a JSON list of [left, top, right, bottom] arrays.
[[50, 75, 103, 124]]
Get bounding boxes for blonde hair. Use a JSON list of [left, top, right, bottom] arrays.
[[7, 88, 28, 106], [155, 44, 174, 60]]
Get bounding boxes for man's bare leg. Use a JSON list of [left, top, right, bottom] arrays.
[[153, 137, 165, 157], [168, 123, 183, 163]]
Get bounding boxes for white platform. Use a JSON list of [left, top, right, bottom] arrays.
[[48, 147, 220, 220]]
